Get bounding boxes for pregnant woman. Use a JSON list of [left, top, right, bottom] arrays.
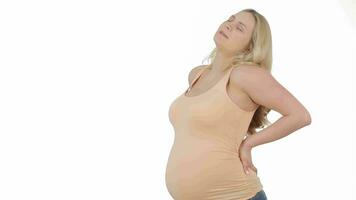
[[165, 8, 312, 200]]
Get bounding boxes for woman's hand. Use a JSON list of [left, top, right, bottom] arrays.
[[238, 135, 258, 175]]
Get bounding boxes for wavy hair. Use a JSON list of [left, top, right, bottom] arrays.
[[202, 8, 273, 135]]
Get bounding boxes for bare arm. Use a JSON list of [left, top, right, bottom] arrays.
[[231, 65, 312, 148]]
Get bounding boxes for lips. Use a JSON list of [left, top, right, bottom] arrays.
[[219, 31, 229, 39]]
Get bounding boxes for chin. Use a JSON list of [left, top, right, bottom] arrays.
[[213, 36, 225, 47]]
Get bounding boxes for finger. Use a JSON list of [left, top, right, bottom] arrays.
[[246, 165, 253, 174], [244, 166, 250, 174], [250, 167, 257, 174], [251, 165, 258, 173]]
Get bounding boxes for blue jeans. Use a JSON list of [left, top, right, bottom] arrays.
[[248, 189, 267, 200]]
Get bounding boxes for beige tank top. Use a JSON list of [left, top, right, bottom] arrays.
[[165, 65, 263, 200]]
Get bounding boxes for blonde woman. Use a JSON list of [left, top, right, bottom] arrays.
[[166, 8, 311, 200]]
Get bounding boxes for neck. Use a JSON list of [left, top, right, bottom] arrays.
[[209, 49, 234, 73]]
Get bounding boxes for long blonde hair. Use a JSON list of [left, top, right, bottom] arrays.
[[203, 8, 273, 135]]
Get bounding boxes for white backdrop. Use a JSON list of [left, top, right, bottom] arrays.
[[0, 0, 355, 199]]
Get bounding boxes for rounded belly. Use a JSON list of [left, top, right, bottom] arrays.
[[165, 141, 262, 199]]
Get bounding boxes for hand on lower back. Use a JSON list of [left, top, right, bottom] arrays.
[[238, 137, 258, 175]]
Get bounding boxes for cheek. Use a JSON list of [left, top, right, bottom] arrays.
[[230, 34, 247, 45]]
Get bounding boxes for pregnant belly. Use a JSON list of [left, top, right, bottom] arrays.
[[165, 142, 261, 200]]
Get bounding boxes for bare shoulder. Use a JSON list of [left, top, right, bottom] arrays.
[[231, 64, 271, 78], [230, 64, 272, 87], [230, 64, 311, 122], [187, 65, 207, 85]]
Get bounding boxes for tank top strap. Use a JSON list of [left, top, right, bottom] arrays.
[[186, 65, 208, 92]]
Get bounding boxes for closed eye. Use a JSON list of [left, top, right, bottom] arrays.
[[226, 16, 244, 32]]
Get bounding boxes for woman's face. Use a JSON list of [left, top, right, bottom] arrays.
[[214, 11, 256, 54]]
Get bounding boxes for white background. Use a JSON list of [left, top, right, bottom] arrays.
[[0, 0, 355, 199]]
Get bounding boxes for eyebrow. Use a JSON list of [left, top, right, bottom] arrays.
[[230, 15, 247, 30]]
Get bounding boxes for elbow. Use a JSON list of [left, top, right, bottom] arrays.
[[302, 110, 312, 126]]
